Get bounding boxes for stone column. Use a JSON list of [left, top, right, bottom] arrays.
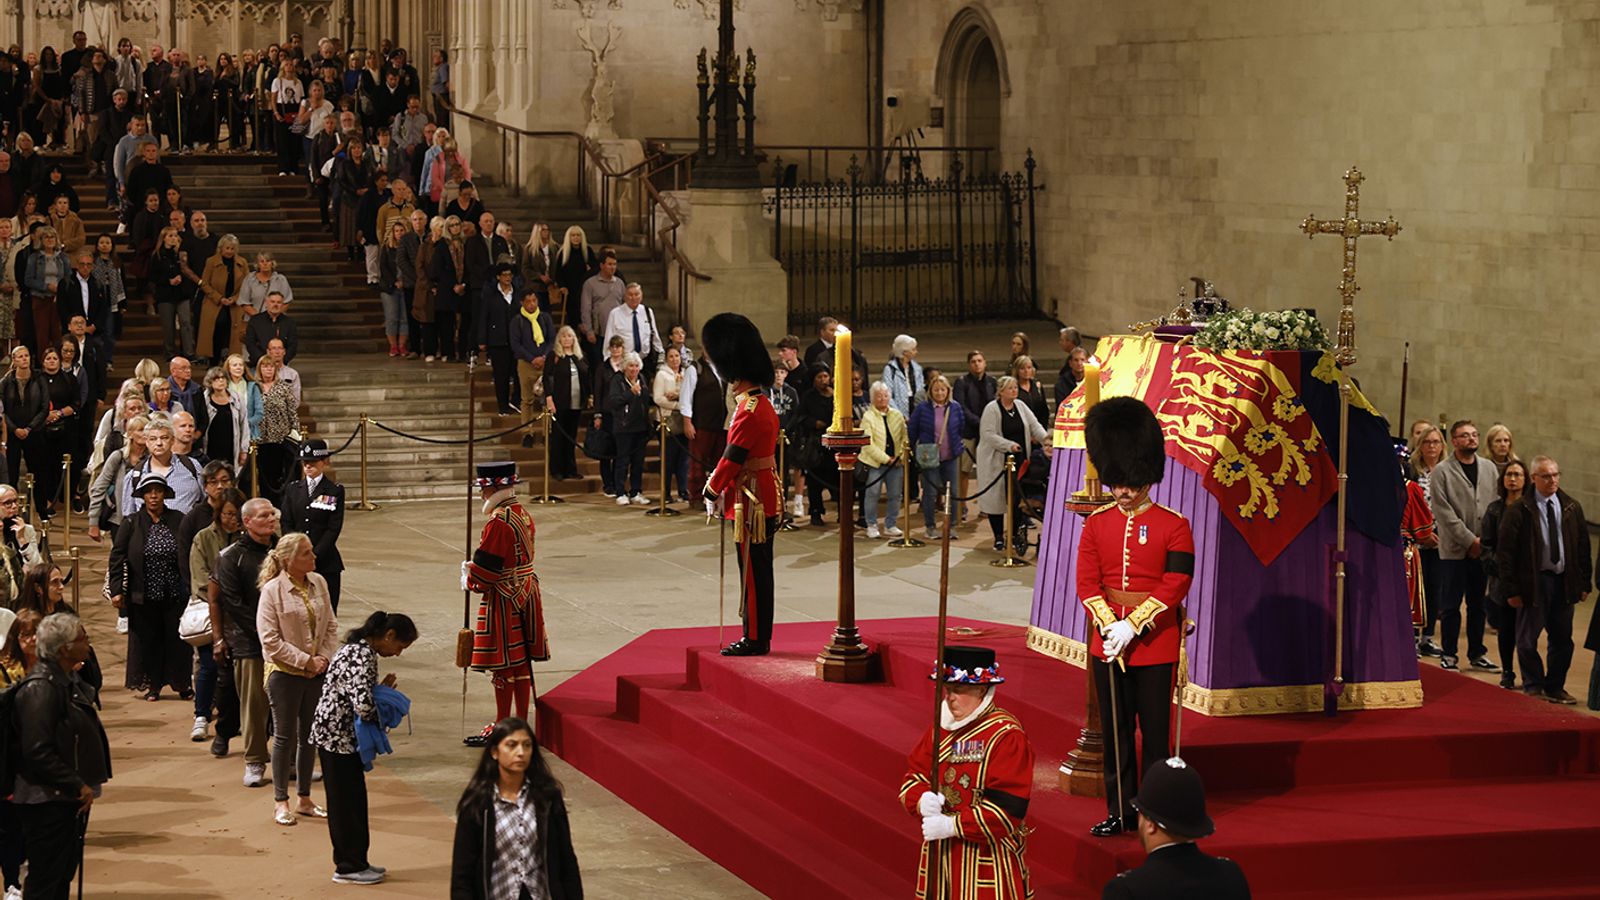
[[672, 189, 790, 341]]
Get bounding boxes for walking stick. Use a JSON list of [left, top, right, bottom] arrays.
[[459, 356, 478, 738], [928, 481, 955, 899]]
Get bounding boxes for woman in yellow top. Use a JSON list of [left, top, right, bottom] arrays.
[[861, 380, 909, 540], [256, 532, 339, 827]]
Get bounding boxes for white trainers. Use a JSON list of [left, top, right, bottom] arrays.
[[6, 884, 23, 900], [866, 524, 881, 539], [116, 616, 129, 634], [925, 527, 940, 540], [190, 716, 209, 742], [331, 868, 385, 885], [630, 494, 650, 506], [884, 525, 903, 538], [615, 495, 631, 506], [243, 763, 268, 787]]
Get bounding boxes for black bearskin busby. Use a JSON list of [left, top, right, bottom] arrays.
[[1084, 396, 1166, 488], [700, 312, 775, 388]]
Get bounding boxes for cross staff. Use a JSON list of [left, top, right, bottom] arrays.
[[1300, 166, 1402, 366]]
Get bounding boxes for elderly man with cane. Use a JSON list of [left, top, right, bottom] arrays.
[[1076, 397, 1195, 837]]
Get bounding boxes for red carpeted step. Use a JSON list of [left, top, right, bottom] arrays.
[[552, 709, 919, 899]]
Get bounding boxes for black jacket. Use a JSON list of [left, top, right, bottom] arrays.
[[12, 659, 112, 801], [1101, 841, 1251, 900], [428, 242, 466, 313], [244, 311, 299, 363], [1496, 489, 1592, 609], [449, 792, 582, 900], [953, 373, 997, 441], [475, 281, 519, 348], [606, 371, 652, 435], [281, 477, 345, 574], [212, 534, 273, 659], [108, 506, 191, 606], [542, 354, 589, 412], [55, 269, 112, 333], [1, 372, 47, 434], [1055, 364, 1079, 408], [463, 233, 511, 292]]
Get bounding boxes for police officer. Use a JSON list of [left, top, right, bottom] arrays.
[[280, 439, 345, 611], [1102, 757, 1251, 899]]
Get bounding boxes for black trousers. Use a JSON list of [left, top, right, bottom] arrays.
[[552, 409, 581, 478], [323, 569, 342, 614], [435, 309, 458, 360], [1091, 658, 1174, 818], [275, 120, 298, 174], [1489, 600, 1519, 677], [129, 598, 192, 694], [319, 748, 370, 875], [17, 800, 82, 900], [257, 439, 295, 502], [1519, 573, 1576, 696], [736, 517, 779, 643], [486, 344, 516, 409], [1438, 557, 1488, 661], [213, 649, 241, 739]]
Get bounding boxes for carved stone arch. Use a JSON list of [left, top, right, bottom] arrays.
[[934, 4, 1012, 104]]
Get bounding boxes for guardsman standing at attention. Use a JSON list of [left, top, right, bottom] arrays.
[[701, 312, 782, 657], [281, 439, 346, 611], [1102, 757, 1251, 899], [1077, 397, 1195, 837], [899, 645, 1034, 900]]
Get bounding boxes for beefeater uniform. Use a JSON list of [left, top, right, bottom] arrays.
[[1078, 498, 1195, 820], [706, 387, 781, 646], [466, 492, 549, 718]]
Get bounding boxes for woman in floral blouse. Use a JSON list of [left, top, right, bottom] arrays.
[[254, 357, 300, 501], [310, 610, 417, 886]]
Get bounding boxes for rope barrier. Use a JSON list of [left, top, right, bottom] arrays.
[[369, 417, 532, 446]]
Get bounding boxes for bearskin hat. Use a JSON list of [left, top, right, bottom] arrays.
[[1084, 396, 1166, 488], [700, 312, 775, 388]]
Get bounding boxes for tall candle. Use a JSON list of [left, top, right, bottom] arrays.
[[830, 326, 853, 432], [1082, 360, 1102, 484]]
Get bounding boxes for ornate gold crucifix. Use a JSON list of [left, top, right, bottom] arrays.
[[1300, 167, 1403, 366]]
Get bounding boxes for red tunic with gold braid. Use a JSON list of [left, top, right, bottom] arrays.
[[1401, 480, 1435, 629], [465, 499, 549, 671], [1076, 501, 1195, 666], [705, 387, 781, 518], [898, 704, 1034, 900]]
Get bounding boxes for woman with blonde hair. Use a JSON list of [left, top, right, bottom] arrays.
[[149, 226, 189, 358], [23, 225, 68, 351], [255, 531, 338, 826], [542, 325, 589, 479], [224, 353, 265, 439], [552, 225, 597, 325], [521, 222, 556, 311], [1484, 423, 1518, 472], [255, 357, 300, 498], [411, 212, 441, 359], [377, 218, 412, 357], [198, 234, 250, 363], [426, 215, 467, 362], [1410, 424, 1447, 658]]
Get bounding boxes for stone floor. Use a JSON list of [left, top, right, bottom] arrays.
[[76, 485, 1599, 897]]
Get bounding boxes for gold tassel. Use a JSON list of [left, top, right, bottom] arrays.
[[743, 487, 767, 544]]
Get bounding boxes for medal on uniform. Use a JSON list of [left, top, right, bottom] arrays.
[[1139, 524, 1148, 545]]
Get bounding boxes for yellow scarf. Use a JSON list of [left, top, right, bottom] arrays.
[[520, 307, 544, 346]]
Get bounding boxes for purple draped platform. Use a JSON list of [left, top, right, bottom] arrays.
[[1029, 448, 1422, 715]]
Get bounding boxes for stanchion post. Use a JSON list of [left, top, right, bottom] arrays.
[[991, 455, 1029, 568], [355, 415, 379, 510], [886, 449, 924, 548], [248, 440, 260, 499], [69, 547, 81, 613], [777, 431, 798, 532], [20, 473, 34, 525], [529, 410, 564, 504], [61, 454, 72, 548], [644, 416, 680, 517]]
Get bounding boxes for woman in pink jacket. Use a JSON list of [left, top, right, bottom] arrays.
[[256, 531, 339, 826]]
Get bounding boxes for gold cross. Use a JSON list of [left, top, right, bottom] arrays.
[[1300, 167, 1402, 366]]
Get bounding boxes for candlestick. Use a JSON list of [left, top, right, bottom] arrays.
[[1082, 361, 1101, 483], [830, 326, 853, 432]]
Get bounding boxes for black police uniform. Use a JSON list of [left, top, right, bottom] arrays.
[[281, 450, 345, 611], [1101, 842, 1250, 899]]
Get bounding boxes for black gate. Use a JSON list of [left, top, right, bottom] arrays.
[[768, 151, 1041, 331]]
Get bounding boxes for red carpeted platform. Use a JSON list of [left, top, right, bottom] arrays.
[[538, 618, 1600, 899]]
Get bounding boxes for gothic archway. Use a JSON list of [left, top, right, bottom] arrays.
[[935, 4, 1011, 174]]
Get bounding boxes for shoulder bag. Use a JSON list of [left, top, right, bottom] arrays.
[[915, 407, 947, 469], [178, 595, 213, 646]]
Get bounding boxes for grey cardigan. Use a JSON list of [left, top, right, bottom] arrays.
[[1428, 454, 1498, 560]]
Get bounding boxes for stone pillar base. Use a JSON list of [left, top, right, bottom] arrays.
[[672, 188, 789, 341]]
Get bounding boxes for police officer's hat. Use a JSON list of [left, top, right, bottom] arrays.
[[298, 439, 332, 462], [700, 313, 775, 388], [474, 460, 520, 488], [1132, 756, 1214, 839], [928, 645, 1005, 685], [1084, 396, 1166, 489]]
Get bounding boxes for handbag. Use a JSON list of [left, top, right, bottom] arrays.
[[915, 404, 950, 469], [583, 425, 615, 459], [178, 595, 213, 646]]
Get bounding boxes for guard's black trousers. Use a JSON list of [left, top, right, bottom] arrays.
[[1091, 658, 1174, 818], [736, 517, 780, 644]]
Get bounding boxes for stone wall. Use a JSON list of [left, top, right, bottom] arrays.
[[882, 0, 1600, 510]]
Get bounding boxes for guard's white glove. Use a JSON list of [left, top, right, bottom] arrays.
[[460, 560, 470, 592], [921, 813, 958, 842], [704, 492, 723, 519], [1102, 619, 1136, 659], [917, 791, 945, 817]]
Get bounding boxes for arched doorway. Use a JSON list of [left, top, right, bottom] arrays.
[[936, 5, 1012, 176]]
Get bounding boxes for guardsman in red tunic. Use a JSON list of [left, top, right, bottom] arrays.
[[899, 645, 1034, 900], [701, 313, 782, 657], [463, 460, 549, 746], [1401, 476, 1436, 636], [1077, 397, 1195, 837]]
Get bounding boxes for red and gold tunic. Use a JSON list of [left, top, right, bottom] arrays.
[[466, 499, 549, 671], [705, 387, 781, 524], [898, 704, 1034, 900], [1076, 501, 1195, 666], [1401, 480, 1434, 629]]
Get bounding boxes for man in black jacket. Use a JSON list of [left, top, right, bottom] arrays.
[[280, 440, 345, 612], [55, 247, 111, 342], [244, 291, 298, 363], [212, 498, 278, 787], [1496, 455, 1592, 705], [475, 263, 521, 415], [11, 612, 111, 900], [1102, 757, 1250, 900]]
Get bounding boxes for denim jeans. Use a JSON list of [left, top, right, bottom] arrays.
[[864, 463, 902, 529], [380, 291, 409, 337], [194, 641, 217, 720], [920, 458, 960, 529]]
